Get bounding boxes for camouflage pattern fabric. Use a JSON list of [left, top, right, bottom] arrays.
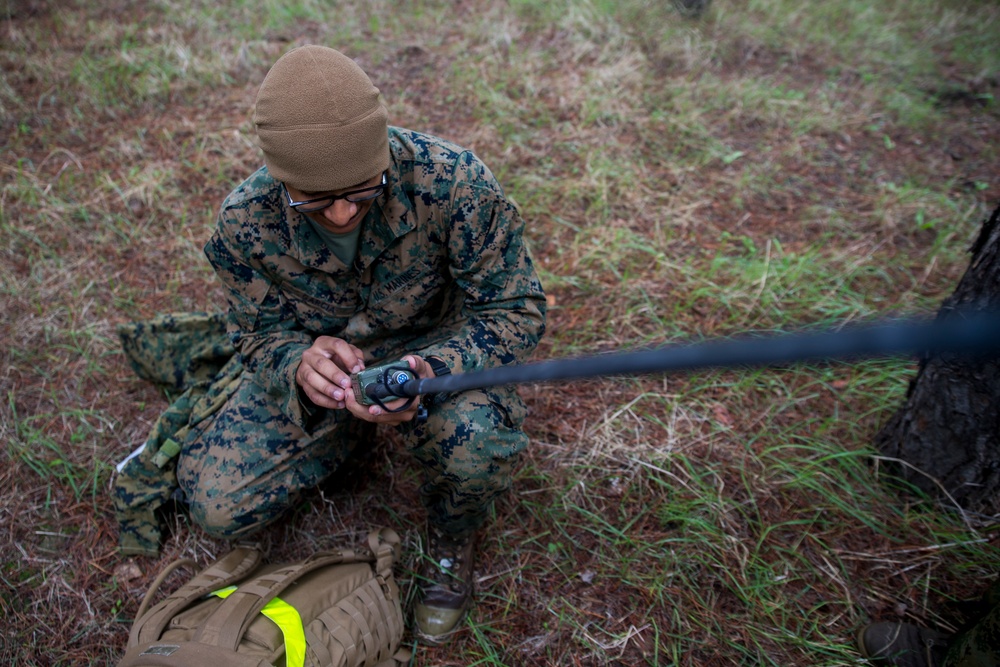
[[946, 580, 1000, 667], [114, 312, 239, 555], [175, 382, 526, 540], [113, 128, 546, 555]]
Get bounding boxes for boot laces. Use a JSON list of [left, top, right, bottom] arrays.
[[426, 530, 471, 589]]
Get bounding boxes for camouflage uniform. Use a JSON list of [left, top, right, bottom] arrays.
[[113, 128, 546, 555]]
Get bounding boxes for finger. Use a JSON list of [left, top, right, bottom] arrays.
[[369, 395, 421, 423], [316, 336, 365, 374], [300, 379, 345, 410], [310, 355, 353, 399], [402, 354, 431, 380], [349, 344, 366, 370], [301, 359, 351, 404], [301, 345, 354, 398], [343, 389, 418, 424], [343, 387, 378, 422]]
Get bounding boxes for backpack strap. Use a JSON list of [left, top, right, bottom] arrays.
[[135, 557, 198, 620], [210, 585, 308, 667], [129, 546, 263, 648], [369, 527, 401, 580], [200, 529, 401, 654], [197, 548, 363, 651]]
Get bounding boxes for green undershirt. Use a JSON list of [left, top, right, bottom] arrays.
[[308, 219, 362, 267]]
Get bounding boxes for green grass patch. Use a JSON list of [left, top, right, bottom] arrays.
[[3, 0, 999, 664]]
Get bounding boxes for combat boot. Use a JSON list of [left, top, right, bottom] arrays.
[[414, 525, 476, 644], [858, 621, 951, 667]]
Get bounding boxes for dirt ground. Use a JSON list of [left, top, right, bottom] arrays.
[[2, 1, 999, 665]]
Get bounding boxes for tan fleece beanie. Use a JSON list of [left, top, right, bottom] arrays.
[[254, 45, 390, 192]]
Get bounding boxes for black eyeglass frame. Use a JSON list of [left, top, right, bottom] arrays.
[[284, 171, 387, 213]]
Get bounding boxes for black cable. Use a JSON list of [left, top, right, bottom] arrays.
[[387, 312, 1000, 400]]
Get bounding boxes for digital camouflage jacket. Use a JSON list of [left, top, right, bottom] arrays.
[[113, 128, 546, 554], [206, 126, 547, 430]]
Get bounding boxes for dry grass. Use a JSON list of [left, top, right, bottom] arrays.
[[2, 0, 1000, 665]]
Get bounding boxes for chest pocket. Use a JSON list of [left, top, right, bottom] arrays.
[[365, 261, 449, 332], [279, 279, 360, 335]]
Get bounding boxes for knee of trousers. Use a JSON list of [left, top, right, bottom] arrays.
[[175, 375, 360, 540], [404, 386, 529, 483], [186, 487, 288, 540]]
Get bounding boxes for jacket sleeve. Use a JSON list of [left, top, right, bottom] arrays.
[[204, 206, 316, 429], [415, 151, 547, 374]]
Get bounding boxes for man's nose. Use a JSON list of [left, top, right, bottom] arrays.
[[323, 199, 357, 225]]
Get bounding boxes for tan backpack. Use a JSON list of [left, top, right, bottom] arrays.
[[118, 528, 410, 667]]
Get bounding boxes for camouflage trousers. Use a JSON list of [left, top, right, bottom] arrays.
[[113, 312, 527, 555], [177, 370, 527, 541]]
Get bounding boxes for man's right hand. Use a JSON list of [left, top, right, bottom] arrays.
[[295, 336, 366, 409]]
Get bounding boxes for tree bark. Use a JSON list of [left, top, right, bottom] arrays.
[[874, 204, 1000, 514]]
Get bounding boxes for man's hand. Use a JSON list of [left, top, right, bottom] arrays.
[[296, 336, 366, 410], [343, 354, 438, 424]]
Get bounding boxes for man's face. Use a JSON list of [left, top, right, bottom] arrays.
[[284, 171, 385, 234]]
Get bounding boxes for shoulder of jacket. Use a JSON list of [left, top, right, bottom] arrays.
[[389, 127, 475, 168], [388, 127, 503, 197], [221, 165, 281, 211]]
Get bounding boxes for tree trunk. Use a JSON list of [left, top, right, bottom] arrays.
[[874, 204, 1000, 514]]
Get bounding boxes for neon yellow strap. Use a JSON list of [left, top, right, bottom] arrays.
[[211, 586, 306, 667]]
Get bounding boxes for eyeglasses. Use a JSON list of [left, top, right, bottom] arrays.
[[284, 172, 387, 213]]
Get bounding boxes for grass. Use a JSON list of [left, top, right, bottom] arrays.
[[2, 0, 1000, 664]]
